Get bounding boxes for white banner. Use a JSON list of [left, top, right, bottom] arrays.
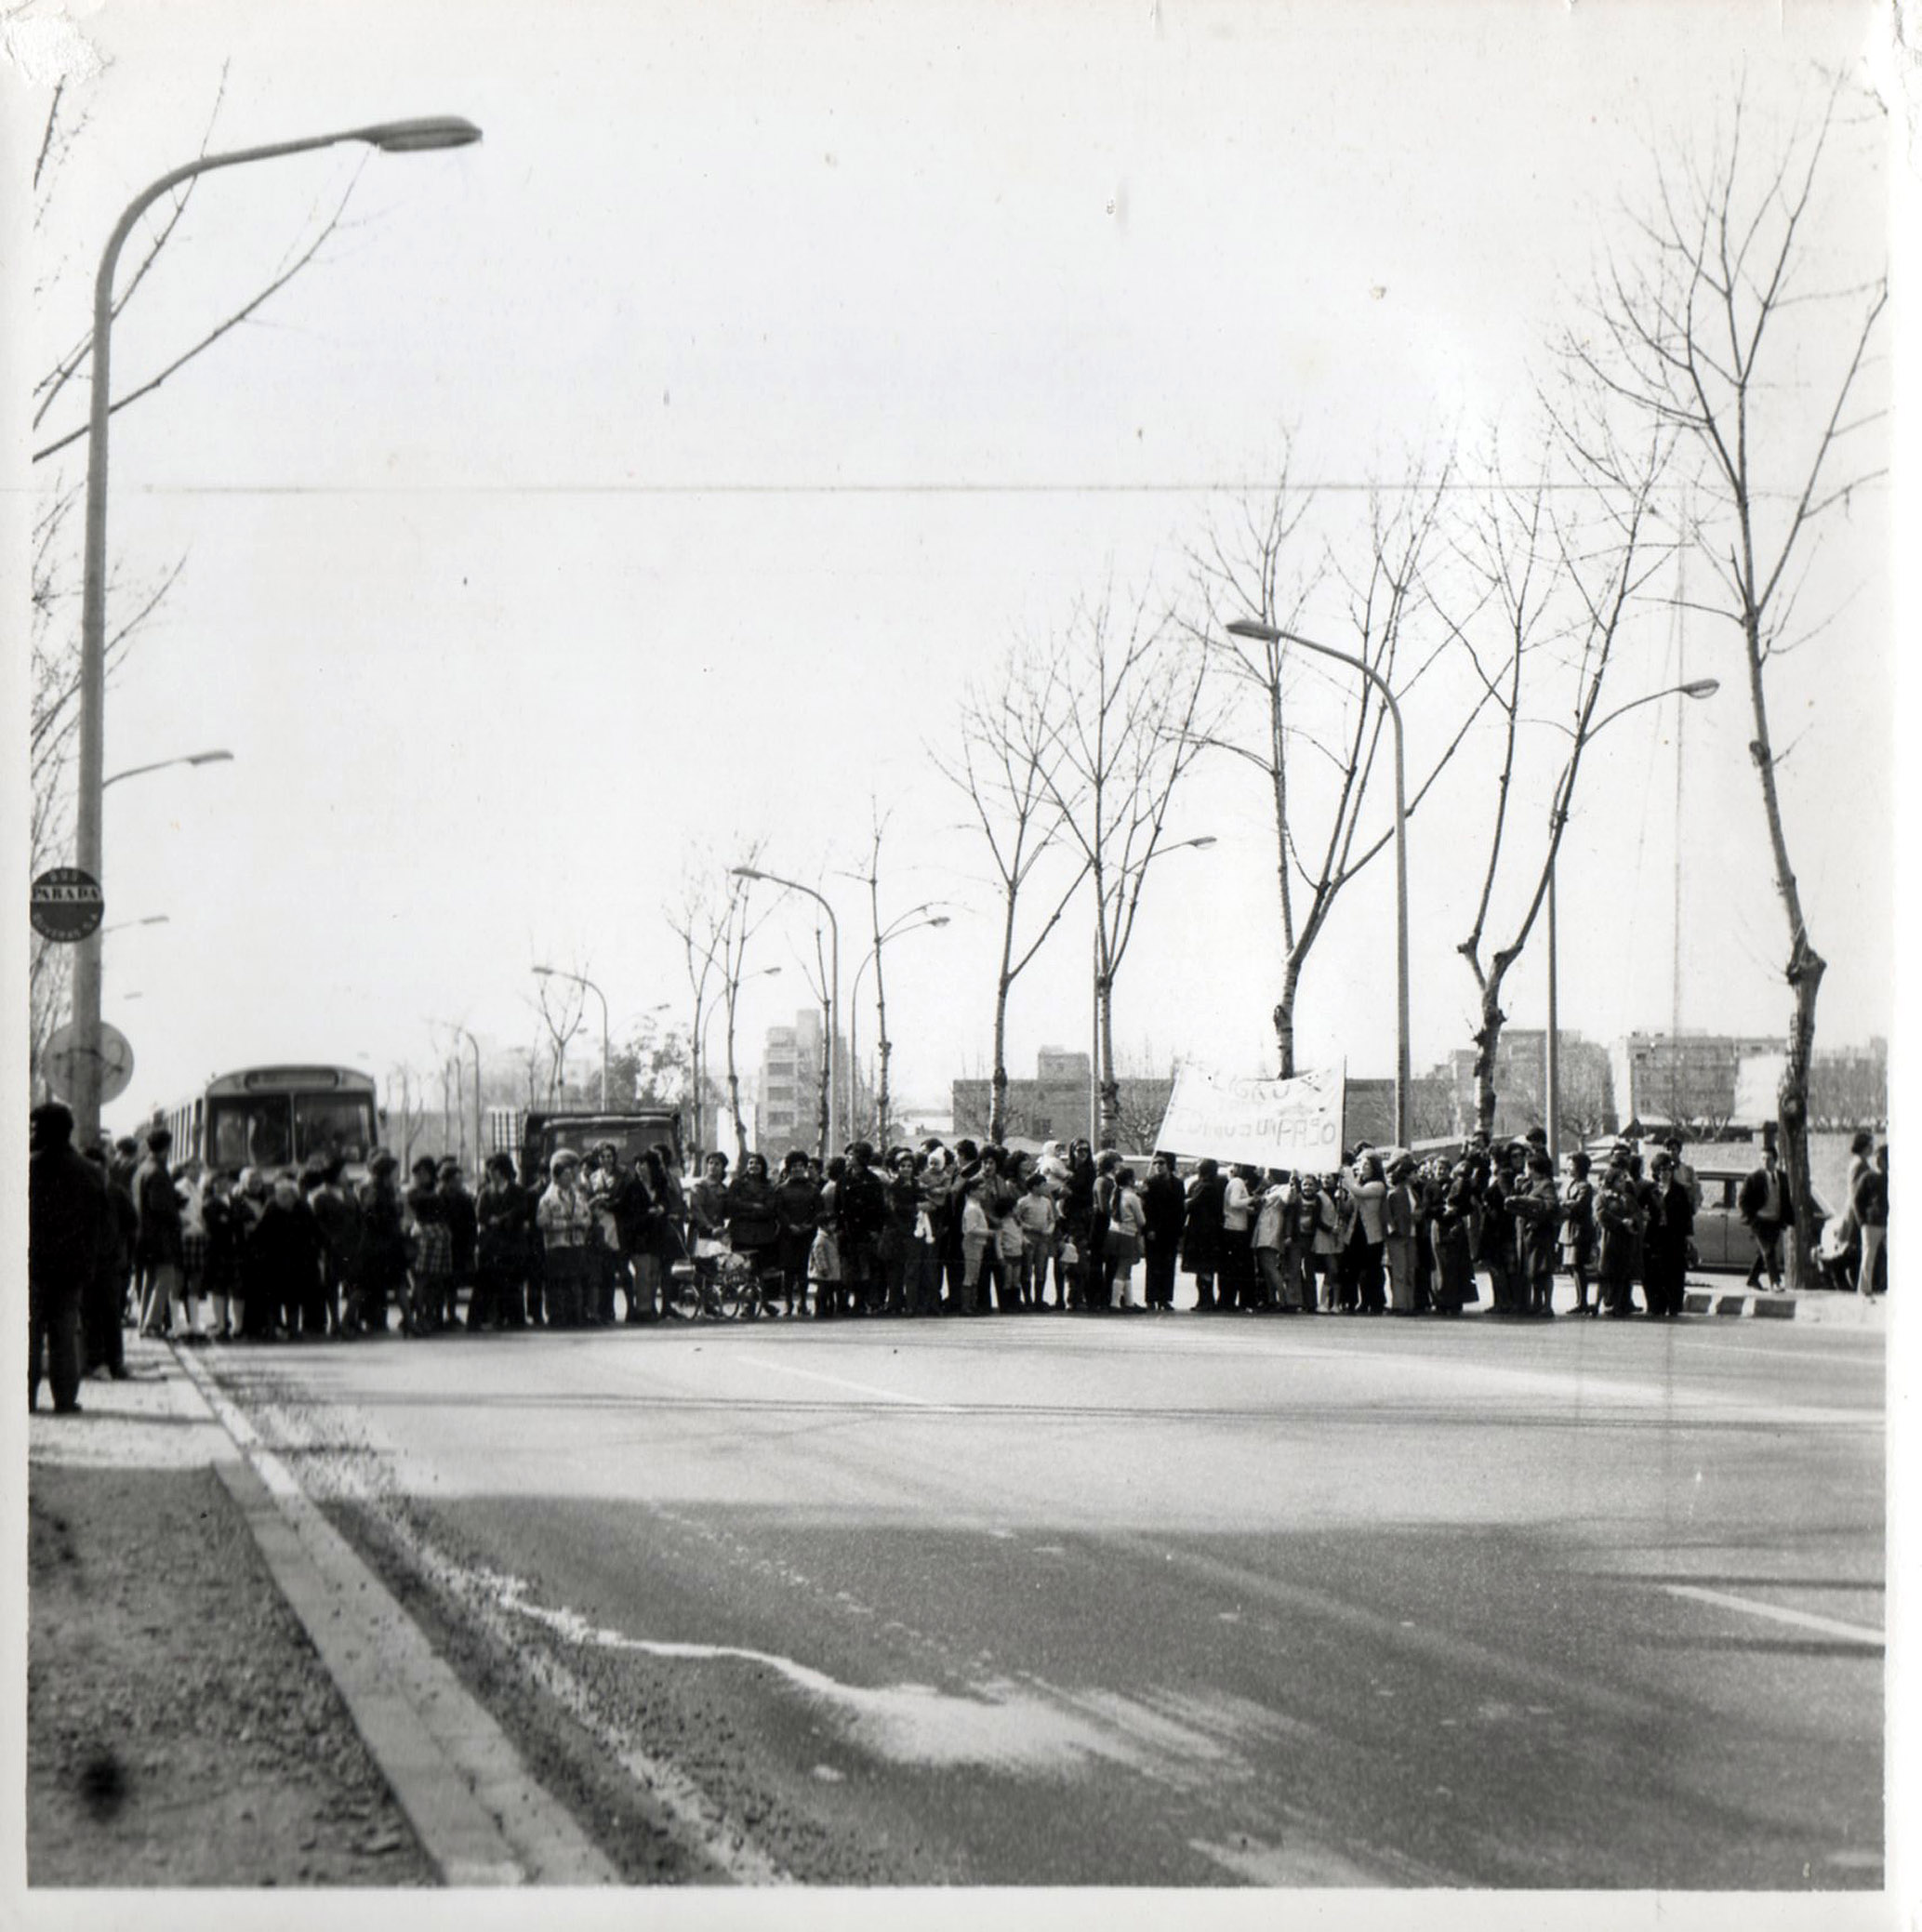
[[1153, 1063, 1346, 1169]]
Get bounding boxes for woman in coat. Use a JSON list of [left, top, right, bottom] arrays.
[[1140, 1153, 1188, 1311], [725, 1151, 783, 1301], [1558, 1152, 1597, 1317], [1181, 1158, 1226, 1313], [1429, 1164, 1478, 1316]]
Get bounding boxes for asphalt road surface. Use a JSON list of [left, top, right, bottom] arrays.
[[205, 1309, 1886, 1889]]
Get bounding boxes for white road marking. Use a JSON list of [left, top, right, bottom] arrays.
[[729, 1352, 940, 1407], [1663, 1584, 1883, 1647]]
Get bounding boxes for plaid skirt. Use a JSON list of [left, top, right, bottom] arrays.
[[181, 1230, 208, 1287]]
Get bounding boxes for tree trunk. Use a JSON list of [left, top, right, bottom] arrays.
[[1096, 972, 1120, 1149], [1778, 934, 1826, 1290], [1471, 977, 1507, 1141], [1271, 955, 1303, 1080], [1743, 608, 1824, 1290]]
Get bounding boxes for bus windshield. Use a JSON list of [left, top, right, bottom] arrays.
[[207, 1096, 294, 1172], [293, 1093, 377, 1168]]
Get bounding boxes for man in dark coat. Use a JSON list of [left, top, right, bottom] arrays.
[[82, 1145, 137, 1375], [133, 1126, 185, 1338], [1139, 1152, 1186, 1310], [1738, 1145, 1794, 1290], [30, 1103, 106, 1413]]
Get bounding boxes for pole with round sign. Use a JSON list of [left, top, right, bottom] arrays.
[[31, 867, 105, 943]]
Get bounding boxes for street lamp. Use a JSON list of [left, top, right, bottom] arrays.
[[1227, 617, 1410, 1145], [849, 909, 950, 1144], [1090, 836, 1216, 1146], [733, 867, 841, 1151], [1544, 678, 1719, 1160], [532, 966, 608, 1108], [68, 116, 482, 1145], [101, 749, 234, 791]]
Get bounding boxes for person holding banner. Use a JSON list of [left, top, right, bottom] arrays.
[[1219, 1166, 1258, 1312], [1349, 1153, 1389, 1315]]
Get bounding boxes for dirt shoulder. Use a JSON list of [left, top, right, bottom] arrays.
[[26, 1336, 435, 1887]]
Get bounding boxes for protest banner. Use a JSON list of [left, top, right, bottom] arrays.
[[1153, 1063, 1346, 1167]]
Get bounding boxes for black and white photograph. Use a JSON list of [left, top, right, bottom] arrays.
[[7, 0, 1912, 1920]]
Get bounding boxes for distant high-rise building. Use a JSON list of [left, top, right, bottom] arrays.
[[757, 1009, 827, 1155]]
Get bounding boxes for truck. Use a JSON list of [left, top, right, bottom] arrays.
[[516, 1105, 684, 1186]]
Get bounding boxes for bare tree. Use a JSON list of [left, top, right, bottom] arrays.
[[1183, 449, 1487, 1077], [937, 642, 1086, 1143], [667, 845, 769, 1163], [715, 866, 774, 1164], [1452, 440, 1670, 1138], [533, 973, 587, 1108], [1042, 582, 1213, 1146], [1559, 85, 1887, 1283]]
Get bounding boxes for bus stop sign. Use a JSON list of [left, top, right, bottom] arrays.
[[31, 867, 104, 942], [40, 1019, 136, 1106]]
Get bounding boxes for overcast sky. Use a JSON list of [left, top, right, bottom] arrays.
[[14, 0, 1899, 1135]]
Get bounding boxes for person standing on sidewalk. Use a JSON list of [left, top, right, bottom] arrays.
[[1738, 1145, 1793, 1291], [79, 1145, 134, 1376], [537, 1148, 594, 1329], [30, 1103, 105, 1414], [134, 1128, 185, 1339], [1853, 1145, 1888, 1298]]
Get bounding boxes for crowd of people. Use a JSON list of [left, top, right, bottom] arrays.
[[29, 1102, 1890, 1408]]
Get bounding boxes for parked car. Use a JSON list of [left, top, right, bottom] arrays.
[[1685, 1147, 1832, 1274]]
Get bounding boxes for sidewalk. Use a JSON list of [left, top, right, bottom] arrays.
[[26, 1332, 436, 1887]]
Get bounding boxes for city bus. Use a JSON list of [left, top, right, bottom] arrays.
[[161, 1065, 381, 1178]]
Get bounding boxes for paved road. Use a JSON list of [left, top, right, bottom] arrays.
[[205, 1310, 1886, 1888]]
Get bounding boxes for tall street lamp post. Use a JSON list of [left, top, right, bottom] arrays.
[[1226, 619, 1409, 1145], [67, 115, 482, 1146], [1544, 678, 1718, 1160], [532, 966, 609, 1108], [732, 867, 841, 1153], [849, 909, 950, 1145]]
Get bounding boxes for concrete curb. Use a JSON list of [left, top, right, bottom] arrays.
[[169, 1344, 618, 1887], [1677, 1285, 1887, 1324]]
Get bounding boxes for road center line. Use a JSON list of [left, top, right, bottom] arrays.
[[729, 1353, 938, 1408], [1662, 1584, 1883, 1647]]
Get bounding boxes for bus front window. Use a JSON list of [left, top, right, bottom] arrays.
[[293, 1094, 377, 1167], [207, 1098, 294, 1172]]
